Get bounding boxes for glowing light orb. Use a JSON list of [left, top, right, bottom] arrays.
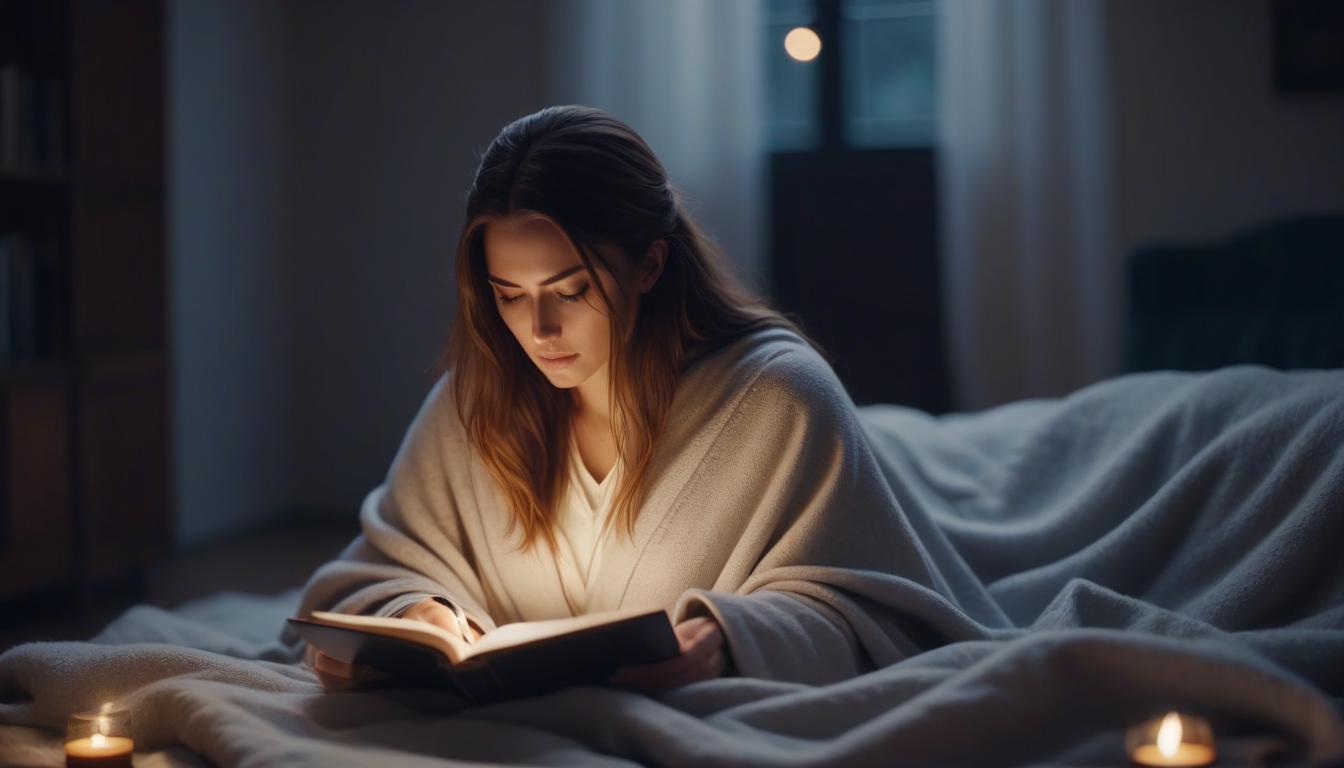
[[784, 27, 822, 62]]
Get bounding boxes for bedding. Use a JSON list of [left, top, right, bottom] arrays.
[[2, 363, 1342, 767], [295, 326, 997, 687]]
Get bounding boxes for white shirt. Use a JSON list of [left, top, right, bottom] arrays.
[[552, 431, 624, 615]]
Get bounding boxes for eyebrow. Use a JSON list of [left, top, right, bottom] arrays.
[[486, 264, 586, 288]]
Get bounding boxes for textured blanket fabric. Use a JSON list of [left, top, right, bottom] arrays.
[[1, 339, 1342, 765], [292, 327, 999, 685]]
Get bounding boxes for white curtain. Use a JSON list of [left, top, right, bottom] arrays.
[[937, 0, 1121, 410], [547, 0, 769, 293]]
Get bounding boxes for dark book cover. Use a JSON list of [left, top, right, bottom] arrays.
[[289, 609, 680, 705]]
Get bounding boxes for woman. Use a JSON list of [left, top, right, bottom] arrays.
[[295, 105, 981, 695]]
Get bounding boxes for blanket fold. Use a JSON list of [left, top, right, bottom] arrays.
[[2, 352, 1342, 767], [290, 328, 1009, 686]]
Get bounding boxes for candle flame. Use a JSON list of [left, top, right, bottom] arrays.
[[97, 716, 110, 736], [1157, 712, 1183, 757], [91, 732, 109, 748]]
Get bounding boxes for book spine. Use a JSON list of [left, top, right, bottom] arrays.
[[10, 234, 36, 359], [0, 235, 13, 362], [0, 66, 19, 169]]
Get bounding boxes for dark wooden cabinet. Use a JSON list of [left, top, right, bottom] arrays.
[[0, 0, 168, 604], [770, 148, 951, 412]]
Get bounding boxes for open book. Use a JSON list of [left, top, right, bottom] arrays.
[[288, 605, 679, 704]]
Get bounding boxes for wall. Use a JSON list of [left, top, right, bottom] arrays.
[[168, 0, 294, 548], [168, 0, 553, 547], [1108, 0, 1344, 253], [282, 0, 553, 513]]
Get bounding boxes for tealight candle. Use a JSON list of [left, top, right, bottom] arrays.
[[65, 707, 134, 768], [1127, 711, 1217, 767]]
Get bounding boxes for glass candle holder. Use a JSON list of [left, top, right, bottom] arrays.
[[64, 707, 134, 768], [1127, 711, 1217, 767]]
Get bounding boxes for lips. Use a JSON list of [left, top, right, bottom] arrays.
[[539, 353, 575, 360], [538, 352, 579, 370]]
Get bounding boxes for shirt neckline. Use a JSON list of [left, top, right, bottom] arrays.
[[570, 429, 619, 489]]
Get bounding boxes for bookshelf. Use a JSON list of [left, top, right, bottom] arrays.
[[0, 0, 169, 604]]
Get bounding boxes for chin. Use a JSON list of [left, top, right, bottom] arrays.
[[535, 366, 582, 388]]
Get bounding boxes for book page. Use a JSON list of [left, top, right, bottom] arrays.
[[308, 610, 472, 664], [461, 605, 670, 659]]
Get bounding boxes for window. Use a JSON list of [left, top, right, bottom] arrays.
[[765, 0, 821, 151], [842, 0, 937, 147], [765, 0, 939, 151]]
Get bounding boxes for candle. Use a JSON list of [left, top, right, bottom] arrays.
[[1127, 711, 1216, 767], [64, 733, 134, 768], [65, 707, 135, 768]]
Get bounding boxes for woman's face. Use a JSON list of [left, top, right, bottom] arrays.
[[483, 215, 634, 393]]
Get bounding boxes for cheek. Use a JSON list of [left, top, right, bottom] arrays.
[[546, 301, 593, 346], [497, 305, 529, 342]]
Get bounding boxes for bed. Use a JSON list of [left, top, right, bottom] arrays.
[[2, 364, 1342, 767]]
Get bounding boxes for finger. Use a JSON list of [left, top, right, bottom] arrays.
[[618, 631, 719, 683], [673, 618, 714, 649], [314, 651, 388, 684], [428, 604, 477, 640], [620, 645, 728, 690], [406, 602, 461, 632], [313, 651, 355, 678], [609, 621, 724, 686], [669, 632, 720, 673], [314, 667, 355, 692], [674, 619, 721, 653], [662, 626, 720, 667], [691, 620, 722, 649]]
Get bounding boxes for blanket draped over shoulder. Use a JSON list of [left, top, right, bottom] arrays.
[[291, 327, 1003, 683], [2, 326, 1341, 767]]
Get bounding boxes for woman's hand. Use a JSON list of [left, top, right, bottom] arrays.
[[399, 596, 484, 643], [305, 644, 393, 693], [305, 598, 482, 692], [608, 616, 730, 693]]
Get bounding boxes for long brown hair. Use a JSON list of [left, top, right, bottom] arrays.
[[441, 105, 820, 555]]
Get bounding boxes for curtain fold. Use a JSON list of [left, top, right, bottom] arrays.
[[937, 0, 1121, 410], [547, 0, 770, 293]]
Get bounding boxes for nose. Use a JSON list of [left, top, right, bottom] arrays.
[[531, 296, 561, 344]]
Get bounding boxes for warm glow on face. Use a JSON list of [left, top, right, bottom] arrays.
[[784, 27, 822, 62], [483, 215, 631, 393], [1157, 712, 1183, 757]]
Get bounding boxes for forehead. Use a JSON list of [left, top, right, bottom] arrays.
[[483, 216, 578, 274]]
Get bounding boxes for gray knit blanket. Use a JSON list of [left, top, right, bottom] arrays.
[[2, 365, 1341, 767]]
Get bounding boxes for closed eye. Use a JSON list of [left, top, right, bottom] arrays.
[[496, 283, 590, 305], [557, 284, 590, 303]]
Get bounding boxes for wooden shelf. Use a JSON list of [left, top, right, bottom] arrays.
[[0, 0, 168, 605], [0, 358, 71, 385], [0, 167, 71, 187]]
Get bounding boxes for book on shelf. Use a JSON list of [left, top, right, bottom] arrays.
[[288, 604, 680, 705], [0, 64, 67, 173], [0, 231, 60, 363]]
